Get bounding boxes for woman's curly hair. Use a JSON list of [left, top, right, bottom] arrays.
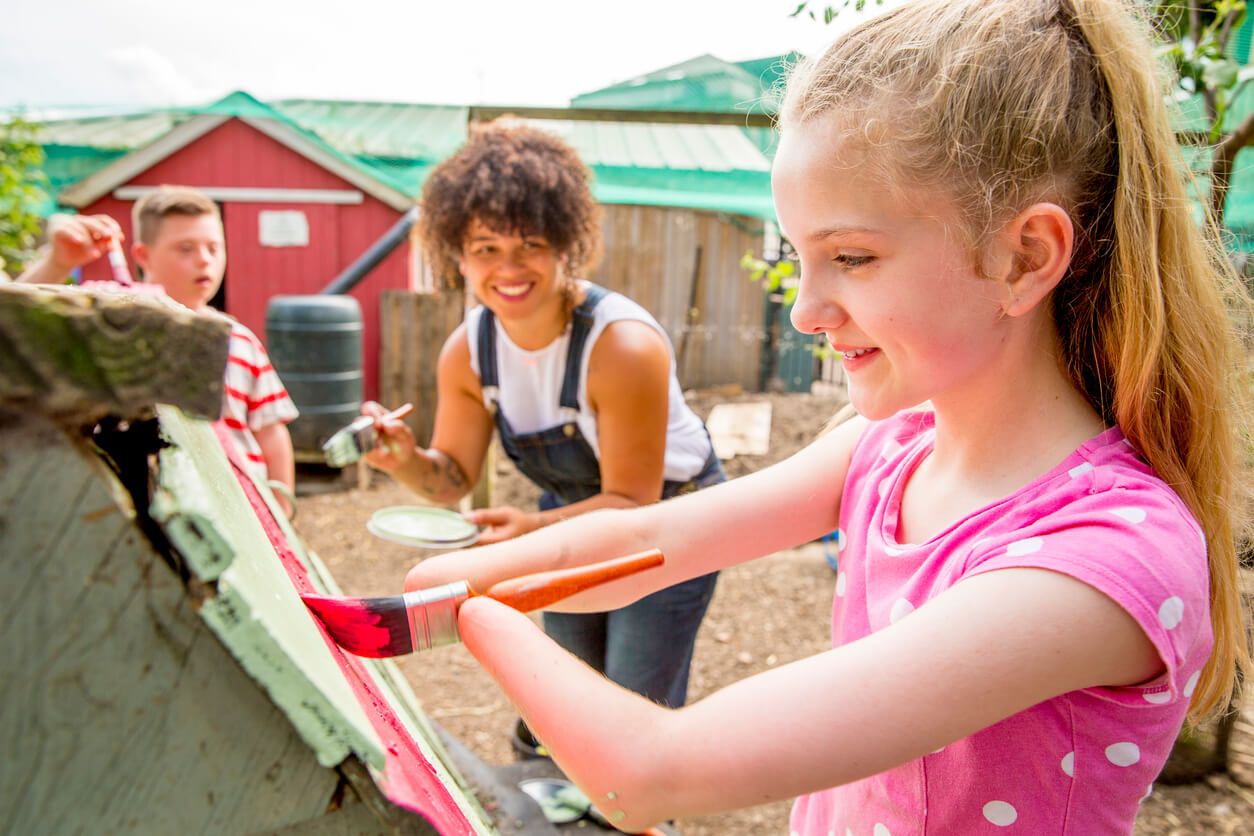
[[419, 120, 602, 285]]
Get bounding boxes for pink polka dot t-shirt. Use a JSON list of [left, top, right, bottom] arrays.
[[790, 411, 1212, 835]]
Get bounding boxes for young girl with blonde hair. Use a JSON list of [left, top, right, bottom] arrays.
[[404, 0, 1252, 831]]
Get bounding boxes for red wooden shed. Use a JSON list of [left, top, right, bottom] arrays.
[[58, 93, 417, 404]]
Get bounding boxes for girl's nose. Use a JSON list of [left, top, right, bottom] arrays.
[[789, 268, 843, 336]]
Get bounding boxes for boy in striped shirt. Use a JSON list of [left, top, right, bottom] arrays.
[[131, 187, 298, 510]]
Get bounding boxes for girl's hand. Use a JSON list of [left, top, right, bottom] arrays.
[[360, 400, 418, 472], [467, 504, 540, 545]]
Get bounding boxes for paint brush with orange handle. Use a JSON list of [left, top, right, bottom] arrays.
[[302, 548, 664, 658]]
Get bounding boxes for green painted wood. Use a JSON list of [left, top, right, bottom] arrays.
[[151, 404, 386, 771], [0, 412, 340, 834]]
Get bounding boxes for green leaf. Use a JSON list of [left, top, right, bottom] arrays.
[[1203, 57, 1240, 91]]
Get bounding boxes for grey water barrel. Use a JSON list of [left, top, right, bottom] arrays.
[[266, 295, 363, 457]]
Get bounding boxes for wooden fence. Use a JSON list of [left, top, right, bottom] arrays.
[[378, 288, 465, 448], [592, 205, 767, 390]]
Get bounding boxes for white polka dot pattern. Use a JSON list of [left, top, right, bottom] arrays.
[[889, 598, 915, 624], [1157, 596, 1184, 630], [1069, 462, 1094, 478], [835, 571, 847, 598], [1111, 507, 1147, 524], [1105, 742, 1141, 767], [1184, 671, 1201, 697], [1061, 751, 1074, 777], [982, 800, 1018, 826], [1006, 536, 1044, 556]]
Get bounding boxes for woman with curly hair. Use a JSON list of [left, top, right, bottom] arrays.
[[361, 120, 723, 756]]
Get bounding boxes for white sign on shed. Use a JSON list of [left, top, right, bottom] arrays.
[[259, 211, 310, 247]]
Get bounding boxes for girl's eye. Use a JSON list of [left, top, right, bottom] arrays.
[[833, 253, 874, 268]]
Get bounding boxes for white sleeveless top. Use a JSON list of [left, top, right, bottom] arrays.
[[466, 288, 712, 481]]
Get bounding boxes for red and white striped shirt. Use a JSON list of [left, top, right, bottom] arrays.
[[217, 320, 298, 482]]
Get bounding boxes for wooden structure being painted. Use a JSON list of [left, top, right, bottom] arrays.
[[0, 283, 493, 834]]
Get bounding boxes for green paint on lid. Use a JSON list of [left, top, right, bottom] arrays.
[[368, 506, 480, 549]]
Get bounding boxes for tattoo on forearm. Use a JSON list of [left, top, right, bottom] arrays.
[[420, 450, 468, 497]]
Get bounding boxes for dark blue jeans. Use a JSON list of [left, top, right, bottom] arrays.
[[542, 568, 719, 707], [538, 452, 724, 708]]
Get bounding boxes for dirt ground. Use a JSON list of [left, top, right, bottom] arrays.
[[295, 388, 1254, 835]]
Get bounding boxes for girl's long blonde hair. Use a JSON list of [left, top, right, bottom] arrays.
[[786, 0, 1251, 720]]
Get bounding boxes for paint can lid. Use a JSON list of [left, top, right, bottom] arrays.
[[367, 506, 480, 550]]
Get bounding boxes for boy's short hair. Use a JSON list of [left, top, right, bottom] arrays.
[[132, 186, 220, 245]]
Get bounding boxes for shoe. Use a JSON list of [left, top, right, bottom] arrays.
[[511, 718, 551, 759]]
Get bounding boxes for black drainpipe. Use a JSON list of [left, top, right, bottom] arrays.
[[319, 206, 419, 295]]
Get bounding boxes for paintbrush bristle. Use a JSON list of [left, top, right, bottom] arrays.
[[301, 592, 413, 658], [321, 416, 375, 468]]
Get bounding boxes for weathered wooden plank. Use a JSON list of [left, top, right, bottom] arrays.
[[0, 283, 230, 423], [591, 206, 765, 390], [0, 413, 339, 834]]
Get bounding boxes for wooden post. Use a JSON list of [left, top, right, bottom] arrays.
[[379, 288, 465, 447]]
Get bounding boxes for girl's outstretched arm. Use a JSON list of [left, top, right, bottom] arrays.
[[405, 415, 868, 608], [458, 565, 1160, 830]]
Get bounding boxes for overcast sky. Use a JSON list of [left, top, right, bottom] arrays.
[[1, 1, 905, 115]]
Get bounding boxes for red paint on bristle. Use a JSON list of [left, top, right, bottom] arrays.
[[301, 594, 395, 657]]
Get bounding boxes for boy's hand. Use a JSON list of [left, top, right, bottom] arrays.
[[47, 214, 124, 271], [466, 505, 539, 545], [361, 400, 418, 472]]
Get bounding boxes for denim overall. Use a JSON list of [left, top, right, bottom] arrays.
[[478, 284, 723, 707]]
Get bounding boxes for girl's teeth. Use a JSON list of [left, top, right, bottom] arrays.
[[842, 348, 873, 359], [497, 284, 531, 298]]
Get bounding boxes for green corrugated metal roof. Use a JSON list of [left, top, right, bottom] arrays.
[[272, 100, 468, 161], [570, 53, 789, 159], [32, 89, 778, 221], [570, 53, 784, 117]]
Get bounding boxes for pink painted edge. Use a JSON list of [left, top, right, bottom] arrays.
[[211, 423, 478, 835]]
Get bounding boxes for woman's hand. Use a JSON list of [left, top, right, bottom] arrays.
[[467, 504, 540, 545], [360, 400, 418, 472]]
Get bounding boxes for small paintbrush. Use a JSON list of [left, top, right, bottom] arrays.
[[105, 239, 135, 287], [322, 403, 414, 467], [302, 548, 665, 658]]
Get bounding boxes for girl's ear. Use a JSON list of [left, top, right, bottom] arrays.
[[131, 241, 149, 270], [997, 203, 1074, 317]]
